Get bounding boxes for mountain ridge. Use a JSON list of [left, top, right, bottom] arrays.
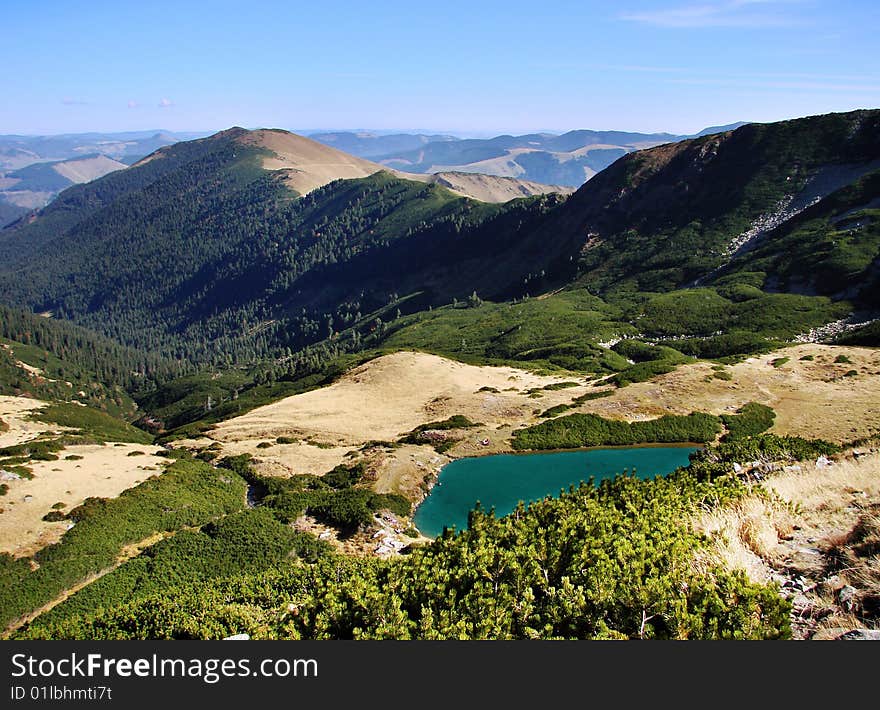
[[0, 109, 876, 370], [311, 123, 750, 188]]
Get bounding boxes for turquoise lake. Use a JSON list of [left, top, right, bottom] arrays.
[[413, 446, 698, 538]]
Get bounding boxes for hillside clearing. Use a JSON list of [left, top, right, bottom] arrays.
[[207, 351, 594, 482], [574, 344, 880, 445], [0, 396, 66, 448], [0, 442, 165, 557]]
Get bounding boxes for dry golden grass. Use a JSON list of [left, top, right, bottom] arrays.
[[767, 453, 880, 529], [577, 344, 880, 444], [694, 494, 794, 582], [0, 442, 166, 557], [209, 351, 592, 484], [694, 450, 880, 638], [0, 395, 66, 448], [241, 129, 386, 197]]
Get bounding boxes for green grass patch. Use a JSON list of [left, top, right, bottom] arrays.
[[572, 390, 613, 405], [539, 404, 572, 418], [540, 381, 580, 391], [32, 403, 152, 445]]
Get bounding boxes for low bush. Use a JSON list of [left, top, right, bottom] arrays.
[[0, 458, 246, 630], [721, 403, 776, 441], [512, 412, 721, 450]]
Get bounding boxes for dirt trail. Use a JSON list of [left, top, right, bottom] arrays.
[[2, 531, 167, 637]]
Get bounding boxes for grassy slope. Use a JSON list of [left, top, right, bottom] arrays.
[[720, 169, 880, 307], [381, 291, 632, 372], [0, 458, 245, 631], [557, 110, 880, 297]]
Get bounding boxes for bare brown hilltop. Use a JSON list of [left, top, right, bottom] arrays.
[[235, 127, 573, 202]]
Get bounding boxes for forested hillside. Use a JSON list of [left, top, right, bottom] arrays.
[[0, 129, 569, 363], [0, 111, 876, 427], [552, 109, 880, 298]]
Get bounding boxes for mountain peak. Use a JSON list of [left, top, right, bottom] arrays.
[[233, 128, 386, 196]]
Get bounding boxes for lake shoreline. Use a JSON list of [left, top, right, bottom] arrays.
[[413, 444, 700, 538]]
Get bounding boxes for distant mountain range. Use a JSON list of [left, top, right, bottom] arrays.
[[0, 111, 875, 367], [0, 124, 749, 227], [309, 122, 749, 188], [0, 130, 209, 226]]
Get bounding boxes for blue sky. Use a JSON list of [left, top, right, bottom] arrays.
[[2, 0, 878, 136]]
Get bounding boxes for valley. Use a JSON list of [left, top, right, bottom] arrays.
[[0, 109, 878, 640]]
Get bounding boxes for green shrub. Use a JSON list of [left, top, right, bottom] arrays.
[[512, 412, 721, 450], [770, 357, 789, 368], [539, 404, 572, 418], [433, 440, 458, 454], [572, 390, 613, 404], [308, 488, 374, 530], [276, 436, 298, 444], [323, 463, 365, 489], [611, 359, 680, 387], [19, 462, 789, 641], [691, 434, 840, 471], [540, 381, 580, 391], [369, 493, 411, 517], [720, 403, 775, 441], [26, 508, 332, 629], [0, 458, 246, 630]]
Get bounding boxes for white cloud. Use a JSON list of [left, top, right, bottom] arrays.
[[127, 100, 139, 109], [620, 0, 805, 28], [158, 97, 173, 108]]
